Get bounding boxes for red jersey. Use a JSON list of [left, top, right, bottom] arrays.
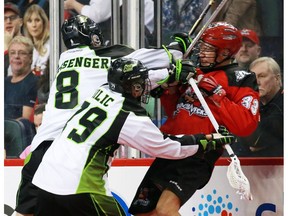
[[160, 64, 260, 137]]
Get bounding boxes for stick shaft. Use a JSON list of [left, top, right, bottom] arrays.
[[188, 0, 215, 36], [188, 82, 252, 200], [183, 0, 229, 59], [188, 78, 234, 156]]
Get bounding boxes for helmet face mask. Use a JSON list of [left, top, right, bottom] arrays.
[[197, 41, 217, 68], [128, 78, 151, 104], [108, 58, 151, 104], [61, 15, 104, 49], [198, 22, 242, 68], [91, 33, 102, 47]]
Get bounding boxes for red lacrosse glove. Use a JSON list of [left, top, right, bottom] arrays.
[[198, 76, 226, 105]]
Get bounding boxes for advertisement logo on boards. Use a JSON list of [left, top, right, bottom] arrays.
[[191, 189, 238, 215]]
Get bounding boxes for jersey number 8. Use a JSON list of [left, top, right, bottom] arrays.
[[55, 70, 79, 109]]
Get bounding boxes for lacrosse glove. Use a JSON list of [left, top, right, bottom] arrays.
[[167, 59, 196, 84], [197, 76, 226, 105], [171, 32, 192, 54], [150, 86, 164, 98], [195, 133, 235, 153], [218, 125, 231, 136]]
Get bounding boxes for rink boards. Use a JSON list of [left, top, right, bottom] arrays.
[[4, 158, 283, 216]]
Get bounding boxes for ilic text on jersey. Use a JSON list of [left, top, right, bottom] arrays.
[[93, 89, 115, 107]]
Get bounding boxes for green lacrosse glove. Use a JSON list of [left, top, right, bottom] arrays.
[[167, 59, 196, 84], [194, 133, 216, 153], [171, 32, 192, 53], [211, 133, 235, 147], [195, 133, 235, 153], [218, 125, 230, 136]]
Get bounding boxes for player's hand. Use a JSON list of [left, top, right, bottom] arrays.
[[171, 32, 192, 53], [218, 125, 230, 136], [197, 76, 226, 104], [197, 76, 222, 96], [210, 133, 235, 147], [194, 132, 235, 153], [168, 59, 196, 84], [150, 86, 164, 98], [194, 133, 217, 153]]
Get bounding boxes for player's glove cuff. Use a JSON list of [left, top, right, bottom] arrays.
[[171, 32, 192, 53], [167, 59, 196, 84]]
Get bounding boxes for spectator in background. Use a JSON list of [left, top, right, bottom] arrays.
[[235, 28, 261, 70], [4, 2, 23, 50], [23, 4, 50, 76], [4, 2, 23, 77], [6, 0, 50, 18], [36, 59, 50, 104], [5, 35, 38, 121], [19, 103, 46, 159], [215, 0, 262, 36], [5, 36, 39, 159], [64, 0, 154, 46], [235, 57, 283, 157]]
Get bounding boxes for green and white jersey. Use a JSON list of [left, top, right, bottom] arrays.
[[125, 47, 183, 69], [30, 46, 112, 152], [33, 85, 199, 195], [30, 46, 179, 152]]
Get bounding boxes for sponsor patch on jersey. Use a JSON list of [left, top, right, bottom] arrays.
[[175, 101, 207, 117]]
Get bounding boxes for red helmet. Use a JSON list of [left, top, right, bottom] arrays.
[[200, 22, 242, 58]]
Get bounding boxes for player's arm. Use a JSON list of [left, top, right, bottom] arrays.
[[119, 115, 235, 159], [198, 74, 260, 136]]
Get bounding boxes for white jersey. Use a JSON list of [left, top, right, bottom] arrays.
[[30, 46, 111, 151], [33, 85, 199, 195], [30, 46, 179, 152], [125, 48, 183, 89], [125, 48, 183, 69]]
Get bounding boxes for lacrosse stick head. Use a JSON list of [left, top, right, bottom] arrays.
[[226, 156, 253, 200]]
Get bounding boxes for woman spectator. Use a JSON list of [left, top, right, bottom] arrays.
[[23, 4, 50, 76]]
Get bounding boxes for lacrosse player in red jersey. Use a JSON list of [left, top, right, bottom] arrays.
[[129, 22, 260, 216], [32, 58, 235, 216]]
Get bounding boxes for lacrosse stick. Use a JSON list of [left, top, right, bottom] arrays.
[[189, 78, 253, 200], [188, 0, 215, 36], [184, 0, 229, 58]]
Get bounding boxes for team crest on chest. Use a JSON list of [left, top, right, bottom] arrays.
[[175, 99, 207, 117], [235, 70, 250, 82]]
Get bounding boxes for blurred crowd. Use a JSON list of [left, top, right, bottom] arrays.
[[4, 0, 283, 159]]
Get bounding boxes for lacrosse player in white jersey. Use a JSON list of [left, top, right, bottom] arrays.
[[15, 12, 194, 215], [32, 58, 235, 216], [14, 14, 136, 216]]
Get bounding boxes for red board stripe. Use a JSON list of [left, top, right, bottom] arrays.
[[4, 157, 283, 167]]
